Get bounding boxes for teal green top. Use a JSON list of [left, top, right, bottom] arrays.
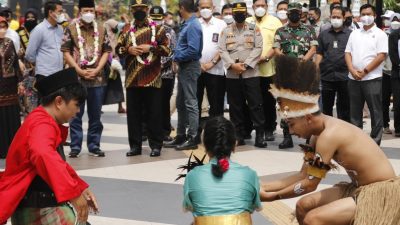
[[183, 158, 262, 216]]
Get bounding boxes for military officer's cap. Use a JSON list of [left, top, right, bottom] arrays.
[[288, 2, 302, 11], [232, 2, 247, 13], [150, 6, 164, 20], [131, 0, 149, 7]]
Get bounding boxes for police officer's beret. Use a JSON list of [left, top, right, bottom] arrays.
[[35, 68, 80, 96], [232, 2, 247, 13], [288, 2, 302, 11], [150, 6, 164, 20], [131, 0, 149, 7]]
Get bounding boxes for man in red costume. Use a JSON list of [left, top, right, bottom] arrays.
[[0, 68, 98, 225]]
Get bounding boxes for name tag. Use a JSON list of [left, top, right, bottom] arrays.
[[212, 33, 219, 43], [333, 41, 338, 49]]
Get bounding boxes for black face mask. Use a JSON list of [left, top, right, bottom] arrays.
[[308, 17, 316, 25], [288, 12, 301, 23], [24, 20, 37, 32], [133, 10, 147, 21], [233, 13, 246, 23], [344, 17, 352, 27]]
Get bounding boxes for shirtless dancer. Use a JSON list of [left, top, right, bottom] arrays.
[[260, 56, 399, 225]]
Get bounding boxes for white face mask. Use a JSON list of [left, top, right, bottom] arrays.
[[391, 21, 400, 30], [276, 10, 288, 20], [81, 12, 95, 23], [200, 8, 212, 19], [55, 13, 66, 24], [360, 15, 374, 26], [331, 18, 343, 28], [383, 20, 391, 27], [223, 15, 234, 24], [0, 28, 6, 38], [166, 20, 175, 27], [255, 7, 266, 18]]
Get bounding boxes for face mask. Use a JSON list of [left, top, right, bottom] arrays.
[[383, 20, 390, 27], [24, 19, 37, 32], [360, 15, 374, 26], [288, 11, 301, 23], [276, 10, 287, 20], [391, 21, 400, 30], [233, 13, 247, 23], [255, 7, 266, 18], [81, 12, 95, 23], [166, 20, 175, 27], [0, 29, 6, 38], [331, 18, 343, 28], [344, 17, 352, 27], [200, 8, 212, 19], [308, 17, 316, 25], [134, 10, 147, 21], [223, 15, 234, 24], [54, 12, 66, 24]]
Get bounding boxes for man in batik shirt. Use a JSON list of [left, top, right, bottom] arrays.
[[62, 0, 111, 158]]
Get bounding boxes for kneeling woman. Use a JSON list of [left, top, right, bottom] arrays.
[[182, 116, 262, 225]]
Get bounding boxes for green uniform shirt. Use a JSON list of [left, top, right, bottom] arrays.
[[273, 23, 318, 59]]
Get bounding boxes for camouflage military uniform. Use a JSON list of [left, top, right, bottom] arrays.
[[273, 20, 318, 149], [273, 23, 318, 59]]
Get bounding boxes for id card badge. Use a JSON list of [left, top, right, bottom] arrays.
[[333, 41, 338, 49], [212, 33, 219, 43]]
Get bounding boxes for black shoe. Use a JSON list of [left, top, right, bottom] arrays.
[[255, 129, 267, 148], [164, 135, 186, 148], [265, 131, 275, 141], [395, 132, 400, 137], [150, 149, 161, 157], [69, 150, 80, 158], [279, 136, 293, 149], [126, 148, 142, 157], [176, 137, 198, 150], [236, 139, 246, 146], [163, 136, 173, 142], [89, 149, 105, 157], [63, 141, 71, 146]]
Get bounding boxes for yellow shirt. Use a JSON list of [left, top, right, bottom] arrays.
[[246, 15, 282, 77]]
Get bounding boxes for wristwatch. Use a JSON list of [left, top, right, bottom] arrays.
[[265, 57, 270, 62], [212, 59, 218, 64], [363, 68, 369, 74], [244, 64, 250, 70]]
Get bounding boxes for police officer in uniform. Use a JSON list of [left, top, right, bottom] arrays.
[[219, 2, 267, 148], [273, 2, 318, 149]]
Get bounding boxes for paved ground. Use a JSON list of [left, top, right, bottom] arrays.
[[1, 103, 399, 225]]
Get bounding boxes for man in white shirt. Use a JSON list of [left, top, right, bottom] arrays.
[[345, 4, 388, 145], [197, 0, 227, 121]]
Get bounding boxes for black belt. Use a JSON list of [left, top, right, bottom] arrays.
[[18, 191, 60, 208]]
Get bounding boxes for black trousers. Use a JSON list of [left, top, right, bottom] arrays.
[[197, 72, 226, 117], [161, 78, 175, 137], [126, 87, 163, 150], [226, 77, 265, 140], [348, 78, 383, 145], [382, 73, 392, 128], [260, 77, 277, 132], [392, 77, 400, 133], [321, 80, 350, 122]]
